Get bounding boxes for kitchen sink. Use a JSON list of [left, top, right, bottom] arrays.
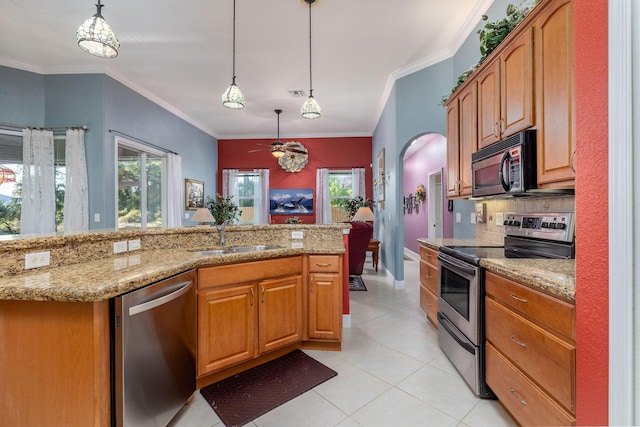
[[192, 245, 283, 256]]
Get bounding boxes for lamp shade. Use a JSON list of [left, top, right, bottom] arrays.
[[191, 208, 215, 224], [352, 206, 375, 222], [76, 1, 120, 59]]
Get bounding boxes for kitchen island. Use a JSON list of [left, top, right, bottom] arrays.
[[0, 225, 346, 427]]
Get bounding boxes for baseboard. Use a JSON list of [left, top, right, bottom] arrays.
[[394, 279, 405, 290], [404, 247, 420, 261]]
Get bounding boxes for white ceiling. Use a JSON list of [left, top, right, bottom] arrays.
[[0, 0, 491, 140]]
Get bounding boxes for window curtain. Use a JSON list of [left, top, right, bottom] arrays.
[[315, 168, 332, 224], [222, 169, 240, 224], [166, 152, 182, 227], [21, 128, 55, 234], [253, 168, 270, 224], [351, 167, 366, 198], [63, 128, 89, 232]]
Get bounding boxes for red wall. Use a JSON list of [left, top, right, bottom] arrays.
[[217, 137, 373, 224], [574, 0, 608, 424]]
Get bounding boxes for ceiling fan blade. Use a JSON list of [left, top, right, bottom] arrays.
[[248, 149, 268, 153], [285, 148, 308, 155]]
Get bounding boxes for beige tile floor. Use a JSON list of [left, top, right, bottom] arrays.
[[169, 256, 517, 427]]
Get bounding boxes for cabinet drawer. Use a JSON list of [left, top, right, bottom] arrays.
[[419, 260, 438, 295], [420, 285, 438, 327], [486, 298, 575, 412], [419, 246, 438, 267], [486, 271, 575, 340], [308, 255, 340, 273], [486, 343, 575, 426], [198, 256, 302, 289]]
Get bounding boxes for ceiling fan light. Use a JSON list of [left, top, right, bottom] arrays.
[[272, 148, 286, 158], [76, 1, 119, 59], [301, 95, 321, 119], [222, 82, 245, 110]]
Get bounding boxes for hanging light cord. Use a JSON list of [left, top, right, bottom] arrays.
[[308, 0, 313, 96], [232, 0, 237, 84]]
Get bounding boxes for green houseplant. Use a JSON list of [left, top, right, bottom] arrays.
[[205, 194, 241, 225], [339, 196, 375, 220]]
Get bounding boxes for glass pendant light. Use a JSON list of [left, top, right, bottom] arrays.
[[222, 0, 245, 109], [271, 109, 286, 158], [301, 0, 321, 119], [76, 0, 120, 59]]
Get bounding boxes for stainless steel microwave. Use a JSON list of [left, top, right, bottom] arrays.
[[471, 130, 537, 197]]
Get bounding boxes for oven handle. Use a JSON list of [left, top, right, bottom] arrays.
[[437, 312, 476, 355], [437, 252, 477, 276]]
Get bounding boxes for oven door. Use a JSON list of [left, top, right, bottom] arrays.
[[437, 252, 479, 345]]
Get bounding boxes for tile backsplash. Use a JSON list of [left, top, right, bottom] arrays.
[[474, 196, 575, 244]]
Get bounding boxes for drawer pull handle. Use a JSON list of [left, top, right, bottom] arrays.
[[510, 293, 528, 303], [315, 263, 332, 267], [509, 388, 528, 406], [510, 335, 527, 347]]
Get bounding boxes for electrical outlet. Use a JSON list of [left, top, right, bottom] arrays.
[[25, 251, 51, 269], [470, 212, 476, 223], [184, 212, 190, 219], [455, 212, 461, 223], [496, 212, 504, 226], [94, 213, 100, 222], [128, 239, 141, 251], [291, 231, 304, 239], [113, 241, 128, 254]]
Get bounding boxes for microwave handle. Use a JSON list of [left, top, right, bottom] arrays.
[[499, 150, 511, 191]]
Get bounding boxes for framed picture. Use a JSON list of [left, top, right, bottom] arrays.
[[269, 188, 314, 215], [377, 149, 385, 203], [185, 178, 204, 210]]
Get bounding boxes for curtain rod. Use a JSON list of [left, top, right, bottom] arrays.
[[108, 129, 178, 155], [0, 122, 88, 134]]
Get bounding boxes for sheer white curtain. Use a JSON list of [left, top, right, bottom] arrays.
[[165, 153, 183, 227], [222, 169, 240, 224], [63, 129, 89, 232], [352, 167, 366, 198], [315, 168, 332, 224], [21, 128, 55, 234], [253, 169, 270, 224]]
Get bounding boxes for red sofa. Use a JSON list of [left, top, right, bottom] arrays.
[[348, 221, 374, 276]]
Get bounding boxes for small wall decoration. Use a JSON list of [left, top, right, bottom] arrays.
[[185, 178, 204, 210], [375, 149, 385, 208], [269, 188, 314, 215]]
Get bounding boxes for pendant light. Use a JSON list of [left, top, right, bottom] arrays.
[[271, 109, 286, 158], [222, 0, 245, 109], [301, 0, 321, 119], [76, 0, 120, 59]]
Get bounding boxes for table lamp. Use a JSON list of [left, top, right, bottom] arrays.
[[352, 206, 375, 222], [191, 208, 215, 225]]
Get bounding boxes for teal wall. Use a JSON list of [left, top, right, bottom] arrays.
[[0, 66, 217, 230], [372, 0, 514, 282]]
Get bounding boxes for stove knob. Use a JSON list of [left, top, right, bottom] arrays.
[[557, 223, 566, 230], [541, 222, 549, 228], [549, 223, 557, 229], [515, 221, 521, 227]]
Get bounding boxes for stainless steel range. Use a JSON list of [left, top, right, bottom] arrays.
[[437, 212, 575, 397]]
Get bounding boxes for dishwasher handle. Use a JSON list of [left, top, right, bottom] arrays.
[[129, 281, 193, 316]]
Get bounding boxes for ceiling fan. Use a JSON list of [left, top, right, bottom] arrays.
[[248, 109, 308, 158]]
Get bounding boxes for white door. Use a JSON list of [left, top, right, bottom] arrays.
[[428, 169, 443, 238]]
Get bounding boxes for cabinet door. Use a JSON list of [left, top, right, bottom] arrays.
[[308, 273, 342, 340], [535, 0, 575, 187], [445, 98, 460, 197], [458, 83, 478, 196], [500, 27, 534, 138], [258, 275, 303, 354], [477, 59, 501, 148], [197, 283, 257, 376]]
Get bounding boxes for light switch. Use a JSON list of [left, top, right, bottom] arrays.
[[496, 212, 504, 226], [455, 212, 461, 223]]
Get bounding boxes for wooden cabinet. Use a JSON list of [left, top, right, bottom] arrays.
[[534, 0, 575, 187], [308, 255, 342, 341], [485, 270, 575, 426], [419, 245, 439, 326], [445, 82, 477, 198], [478, 28, 534, 149], [197, 257, 303, 377]]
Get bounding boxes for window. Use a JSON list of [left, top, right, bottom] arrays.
[[116, 137, 166, 229], [328, 170, 353, 222], [0, 130, 66, 235], [236, 171, 258, 224]]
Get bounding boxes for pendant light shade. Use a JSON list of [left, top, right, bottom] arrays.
[[271, 109, 286, 158], [76, 0, 120, 59], [222, 0, 245, 110], [301, 0, 321, 119]]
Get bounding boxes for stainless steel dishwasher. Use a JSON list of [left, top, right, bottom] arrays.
[[113, 270, 196, 427]]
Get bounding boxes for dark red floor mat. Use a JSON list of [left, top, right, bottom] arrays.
[[200, 350, 337, 426]]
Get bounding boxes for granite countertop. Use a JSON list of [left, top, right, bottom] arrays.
[[0, 240, 344, 303], [417, 237, 576, 302]]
